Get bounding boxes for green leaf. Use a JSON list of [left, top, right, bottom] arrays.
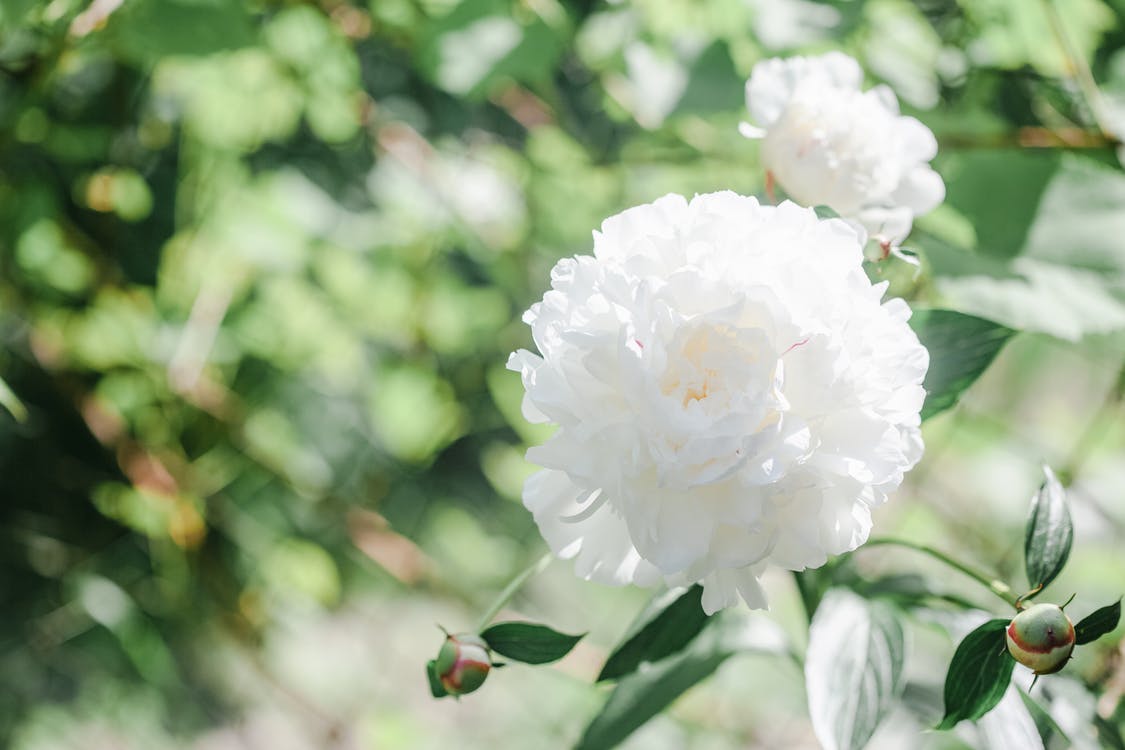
[[805, 589, 906, 750], [577, 632, 729, 750], [0, 376, 27, 423], [426, 659, 448, 698], [479, 622, 583, 665], [941, 150, 1060, 259], [671, 42, 744, 117], [909, 309, 1015, 421], [923, 153, 1125, 340], [938, 619, 1016, 729], [108, 0, 255, 65], [1024, 466, 1073, 594], [1074, 599, 1122, 645], [576, 612, 787, 750], [1021, 154, 1125, 278], [597, 584, 710, 682]]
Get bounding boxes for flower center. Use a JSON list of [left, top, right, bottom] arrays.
[[658, 321, 776, 417]]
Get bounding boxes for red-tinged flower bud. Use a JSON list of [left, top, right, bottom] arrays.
[[1006, 603, 1076, 675], [435, 633, 491, 696]]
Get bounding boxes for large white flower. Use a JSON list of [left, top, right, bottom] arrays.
[[740, 52, 944, 246], [508, 192, 928, 614]]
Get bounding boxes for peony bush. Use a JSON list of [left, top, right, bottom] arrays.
[[426, 50, 1123, 750], [0, 2, 1118, 747]]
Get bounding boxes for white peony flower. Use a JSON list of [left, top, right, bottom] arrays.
[[740, 52, 944, 247], [507, 192, 928, 614]]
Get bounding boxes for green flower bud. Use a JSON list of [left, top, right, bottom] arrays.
[[1006, 603, 1076, 675], [435, 633, 491, 696]]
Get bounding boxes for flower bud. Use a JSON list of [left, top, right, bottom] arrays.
[[435, 633, 491, 696], [1006, 603, 1076, 675]]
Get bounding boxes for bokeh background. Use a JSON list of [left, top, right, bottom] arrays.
[[1, 0, 1124, 748]]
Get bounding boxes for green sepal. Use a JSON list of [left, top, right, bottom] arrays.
[[426, 659, 449, 698]]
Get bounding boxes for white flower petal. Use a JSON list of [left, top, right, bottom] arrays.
[[896, 116, 939, 162], [524, 469, 660, 586], [856, 205, 915, 246], [816, 51, 865, 89], [738, 121, 767, 139], [511, 192, 928, 612], [892, 165, 946, 215]]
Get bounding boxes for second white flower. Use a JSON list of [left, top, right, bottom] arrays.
[[741, 52, 945, 246]]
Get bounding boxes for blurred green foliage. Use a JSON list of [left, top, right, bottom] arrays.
[[0, 0, 1123, 748]]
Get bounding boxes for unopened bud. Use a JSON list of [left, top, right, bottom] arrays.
[[1006, 603, 1076, 675], [435, 633, 491, 696]]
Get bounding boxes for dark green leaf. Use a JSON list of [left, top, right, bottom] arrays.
[[479, 622, 583, 665], [938, 619, 1015, 729], [909, 309, 1015, 421], [426, 659, 448, 698], [597, 584, 710, 682], [1075, 599, 1122, 645], [1024, 466, 1073, 594], [576, 613, 787, 750], [805, 589, 906, 750]]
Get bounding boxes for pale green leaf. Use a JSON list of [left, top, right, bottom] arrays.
[[805, 589, 906, 750]]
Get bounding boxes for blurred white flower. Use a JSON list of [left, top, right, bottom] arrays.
[[508, 193, 928, 613], [746, 0, 841, 51], [437, 151, 526, 247], [741, 52, 944, 247], [607, 42, 688, 130], [367, 135, 526, 250]]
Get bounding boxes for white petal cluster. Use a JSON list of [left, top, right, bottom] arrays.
[[741, 52, 944, 246], [508, 193, 928, 613]]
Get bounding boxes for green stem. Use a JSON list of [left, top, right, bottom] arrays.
[[864, 537, 1019, 609], [792, 570, 820, 624], [476, 552, 553, 631]]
